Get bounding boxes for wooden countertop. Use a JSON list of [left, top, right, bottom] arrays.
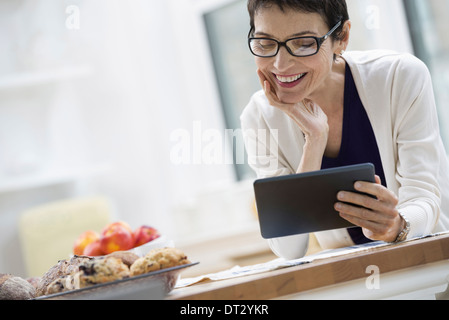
[[168, 233, 449, 300]]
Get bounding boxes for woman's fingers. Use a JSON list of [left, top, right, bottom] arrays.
[[257, 69, 283, 108], [334, 180, 401, 242]]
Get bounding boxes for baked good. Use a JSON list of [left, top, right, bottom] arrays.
[[130, 247, 190, 276], [0, 274, 36, 300], [78, 257, 130, 288], [38, 255, 132, 295], [26, 277, 41, 289], [106, 251, 139, 267], [36, 255, 93, 296], [45, 274, 79, 295]]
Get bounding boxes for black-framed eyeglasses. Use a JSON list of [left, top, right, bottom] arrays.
[[248, 21, 342, 58]]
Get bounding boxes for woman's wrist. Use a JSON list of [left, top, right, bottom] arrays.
[[391, 213, 410, 243], [297, 140, 326, 173]]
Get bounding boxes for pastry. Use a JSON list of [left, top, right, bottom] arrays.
[[0, 274, 36, 300], [106, 251, 139, 267], [130, 247, 190, 276], [78, 256, 130, 288]]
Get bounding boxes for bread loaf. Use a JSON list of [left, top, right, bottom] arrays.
[[0, 274, 36, 300], [45, 274, 80, 295], [36, 255, 93, 296]]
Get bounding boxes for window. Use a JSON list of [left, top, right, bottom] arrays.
[[203, 0, 259, 180], [403, 0, 449, 149]]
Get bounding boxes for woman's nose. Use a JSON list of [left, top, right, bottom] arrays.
[[273, 46, 295, 72]]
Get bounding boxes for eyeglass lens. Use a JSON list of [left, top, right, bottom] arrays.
[[249, 37, 319, 57]]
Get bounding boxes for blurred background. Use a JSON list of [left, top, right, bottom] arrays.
[[0, 0, 448, 278]]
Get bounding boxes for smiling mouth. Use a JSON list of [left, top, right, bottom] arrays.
[[275, 73, 307, 83]]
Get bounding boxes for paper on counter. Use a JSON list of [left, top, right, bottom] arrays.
[[175, 232, 449, 288], [175, 240, 388, 288]]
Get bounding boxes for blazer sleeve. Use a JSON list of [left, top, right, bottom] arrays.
[[241, 92, 310, 259], [392, 54, 444, 237]]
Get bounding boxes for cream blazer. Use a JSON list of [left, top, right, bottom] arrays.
[[241, 50, 449, 259]]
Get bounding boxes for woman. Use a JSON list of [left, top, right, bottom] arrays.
[[241, 0, 449, 259]]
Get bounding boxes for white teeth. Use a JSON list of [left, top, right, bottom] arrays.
[[276, 73, 306, 83]]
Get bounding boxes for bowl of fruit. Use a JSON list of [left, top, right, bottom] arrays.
[[72, 221, 173, 258]]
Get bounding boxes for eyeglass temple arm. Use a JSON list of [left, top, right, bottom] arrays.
[[324, 20, 342, 39]]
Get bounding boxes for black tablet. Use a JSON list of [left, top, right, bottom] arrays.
[[254, 163, 376, 239]]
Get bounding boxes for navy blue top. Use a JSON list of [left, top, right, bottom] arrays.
[[321, 64, 386, 244]]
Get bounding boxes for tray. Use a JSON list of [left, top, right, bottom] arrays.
[[34, 262, 198, 300]]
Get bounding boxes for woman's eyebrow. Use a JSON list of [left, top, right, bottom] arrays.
[[254, 30, 318, 38]]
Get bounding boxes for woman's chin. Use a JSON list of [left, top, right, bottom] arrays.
[[277, 92, 304, 105]]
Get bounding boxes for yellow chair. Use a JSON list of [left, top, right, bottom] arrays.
[[19, 196, 113, 277]]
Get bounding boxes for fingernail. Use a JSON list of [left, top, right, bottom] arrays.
[[337, 192, 345, 200]]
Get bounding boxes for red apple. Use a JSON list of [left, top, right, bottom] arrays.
[[83, 239, 104, 256], [100, 222, 135, 254], [104, 221, 134, 235], [110, 221, 133, 232], [133, 226, 160, 247], [73, 230, 100, 255]]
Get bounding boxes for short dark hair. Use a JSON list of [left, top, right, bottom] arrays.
[[247, 0, 349, 41]]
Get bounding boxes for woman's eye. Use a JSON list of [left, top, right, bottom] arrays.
[[291, 40, 315, 49], [259, 41, 276, 50], [288, 38, 318, 55], [301, 43, 314, 49]]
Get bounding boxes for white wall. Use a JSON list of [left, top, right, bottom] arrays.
[[0, 0, 241, 277]]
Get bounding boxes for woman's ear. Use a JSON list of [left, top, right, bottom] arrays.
[[338, 20, 351, 52], [333, 21, 351, 60]]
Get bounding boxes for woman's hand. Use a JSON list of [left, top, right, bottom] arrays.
[[257, 69, 329, 141], [257, 69, 329, 172], [334, 175, 405, 242]]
